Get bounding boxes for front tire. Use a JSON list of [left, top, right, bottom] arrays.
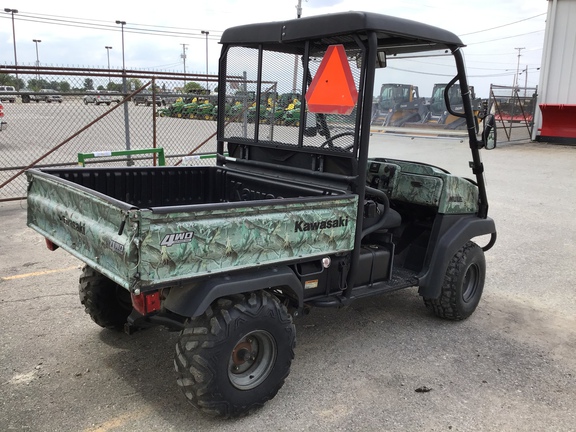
[[174, 291, 296, 418], [78, 266, 132, 330], [423, 241, 485, 320]]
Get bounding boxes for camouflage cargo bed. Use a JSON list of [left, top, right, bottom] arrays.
[[26, 166, 358, 292]]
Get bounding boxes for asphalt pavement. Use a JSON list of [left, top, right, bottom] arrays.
[[1, 135, 575, 432]]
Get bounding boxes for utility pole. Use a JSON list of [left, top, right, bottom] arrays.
[[292, 0, 303, 93], [115, 20, 132, 165], [180, 43, 188, 87], [105, 46, 112, 83], [296, 0, 303, 18], [524, 65, 528, 97], [513, 47, 525, 89], [4, 8, 19, 89], [201, 31, 209, 91]]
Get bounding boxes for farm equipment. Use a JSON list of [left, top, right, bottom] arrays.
[[371, 84, 427, 126], [419, 84, 483, 129]]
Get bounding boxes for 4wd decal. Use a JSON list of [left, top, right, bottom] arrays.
[[161, 231, 195, 247], [109, 239, 125, 254], [294, 216, 349, 232]]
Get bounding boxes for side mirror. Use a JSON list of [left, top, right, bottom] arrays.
[[482, 114, 497, 150]]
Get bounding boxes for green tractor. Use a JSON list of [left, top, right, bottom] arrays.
[[158, 96, 186, 117], [283, 100, 302, 126], [196, 99, 215, 120]]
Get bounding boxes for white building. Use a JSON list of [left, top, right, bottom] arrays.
[[533, 0, 576, 143]]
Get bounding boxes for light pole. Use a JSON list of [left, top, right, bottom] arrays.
[[180, 43, 188, 87], [105, 46, 112, 83], [115, 21, 126, 71], [33, 39, 41, 80], [115, 20, 132, 163], [33, 39, 42, 67], [201, 30, 209, 91], [4, 8, 19, 89]]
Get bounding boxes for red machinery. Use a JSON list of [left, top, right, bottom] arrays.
[[538, 104, 576, 143]]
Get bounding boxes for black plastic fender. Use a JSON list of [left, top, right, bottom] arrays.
[[418, 214, 496, 298], [163, 266, 304, 318]]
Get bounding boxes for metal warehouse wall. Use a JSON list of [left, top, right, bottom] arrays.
[[533, 0, 576, 140]]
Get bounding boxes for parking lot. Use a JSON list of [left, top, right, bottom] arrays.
[[1, 134, 575, 431], [0, 98, 219, 200]]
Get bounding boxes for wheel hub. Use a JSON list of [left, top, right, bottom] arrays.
[[462, 263, 479, 303], [228, 330, 277, 390]]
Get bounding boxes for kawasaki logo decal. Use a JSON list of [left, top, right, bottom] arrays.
[[161, 232, 195, 247], [59, 214, 86, 235], [294, 216, 349, 233]]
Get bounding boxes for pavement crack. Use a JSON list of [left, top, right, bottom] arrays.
[[1, 292, 77, 304]]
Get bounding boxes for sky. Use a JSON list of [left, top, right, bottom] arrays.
[[1, 0, 549, 97]]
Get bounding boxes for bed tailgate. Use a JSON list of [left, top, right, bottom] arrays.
[[26, 169, 139, 289]]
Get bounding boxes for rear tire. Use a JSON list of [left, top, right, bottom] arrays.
[[78, 266, 132, 330], [423, 241, 485, 320], [174, 291, 295, 418]]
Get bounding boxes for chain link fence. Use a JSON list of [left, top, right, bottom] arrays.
[[0, 67, 222, 201], [489, 84, 538, 142]]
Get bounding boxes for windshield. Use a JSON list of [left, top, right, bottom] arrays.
[[219, 41, 477, 161], [370, 49, 477, 133]]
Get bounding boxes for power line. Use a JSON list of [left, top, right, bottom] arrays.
[[387, 65, 516, 78], [466, 29, 545, 46], [460, 13, 546, 36], [1, 11, 223, 35], [0, 12, 222, 40]]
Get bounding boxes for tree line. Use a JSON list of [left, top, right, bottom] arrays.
[[1, 74, 208, 94]]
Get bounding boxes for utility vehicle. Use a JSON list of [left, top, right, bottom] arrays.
[[26, 11, 497, 418]]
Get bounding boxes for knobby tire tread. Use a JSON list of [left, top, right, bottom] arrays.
[[174, 291, 295, 418], [423, 241, 485, 321], [78, 266, 131, 330]]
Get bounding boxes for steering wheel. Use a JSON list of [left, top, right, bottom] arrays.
[[365, 185, 390, 213], [320, 131, 355, 148], [362, 185, 392, 238]]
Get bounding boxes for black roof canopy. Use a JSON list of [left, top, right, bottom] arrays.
[[220, 11, 464, 55]]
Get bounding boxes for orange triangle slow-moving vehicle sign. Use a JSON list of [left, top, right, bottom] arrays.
[[305, 44, 358, 115]]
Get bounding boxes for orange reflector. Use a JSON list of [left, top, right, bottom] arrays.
[[305, 44, 358, 115], [131, 291, 161, 315]]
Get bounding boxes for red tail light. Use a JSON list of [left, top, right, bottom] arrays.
[[45, 238, 59, 251], [131, 290, 161, 315]]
